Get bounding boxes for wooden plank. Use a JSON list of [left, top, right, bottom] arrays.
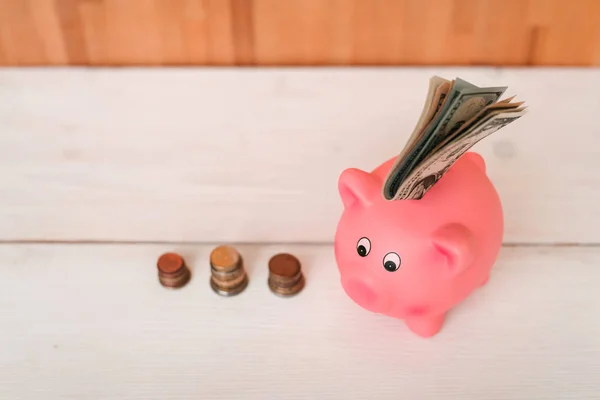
[[1, 0, 600, 66], [0, 243, 598, 399], [0, 67, 598, 244]]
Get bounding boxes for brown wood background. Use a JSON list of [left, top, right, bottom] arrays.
[[1, 0, 599, 67]]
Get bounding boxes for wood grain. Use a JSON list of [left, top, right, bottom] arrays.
[[0, 67, 599, 244], [0, 243, 599, 399], [1, 0, 600, 66]]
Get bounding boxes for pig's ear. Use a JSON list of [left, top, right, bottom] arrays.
[[465, 152, 486, 173], [431, 223, 476, 277], [338, 168, 379, 209]]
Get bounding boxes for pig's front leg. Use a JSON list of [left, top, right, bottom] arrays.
[[480, 275, 490, 287], [405, 314, 445, 338]]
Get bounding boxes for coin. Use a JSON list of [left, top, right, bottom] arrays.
[[210, 274, 249, 297], [269, 253, 301, 277], [268, 275, 305, 297], [209, 245, 248, 296], [157, 252, 191, 289], [267, 253, 305, 297], [210, 245, 241, 272], [210, 265, 245, 281], [211, 270, 247, 289]]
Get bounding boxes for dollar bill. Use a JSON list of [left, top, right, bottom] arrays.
[[392, 107, 527, 200], [434, 96, 524, 150], [382, 76, 452, 199], [382, 77, 507, 200], [412, 76, 452, 140]]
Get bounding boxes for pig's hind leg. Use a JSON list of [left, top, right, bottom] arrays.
[[405, 314, 445, 338]]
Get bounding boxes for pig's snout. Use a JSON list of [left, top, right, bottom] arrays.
[[341, 275, 391, 313]]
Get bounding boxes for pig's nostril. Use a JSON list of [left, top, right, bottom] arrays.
[[343, 279, 378, 308]]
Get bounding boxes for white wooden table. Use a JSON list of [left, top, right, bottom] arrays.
[[1, 67, 599, 399]]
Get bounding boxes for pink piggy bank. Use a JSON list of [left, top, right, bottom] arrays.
[[334, 152, 503, 338]]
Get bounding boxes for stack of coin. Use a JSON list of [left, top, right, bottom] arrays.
[[209, 245, 248, 296], [268, 253, 305, 297], [157, 252, 191, 289]]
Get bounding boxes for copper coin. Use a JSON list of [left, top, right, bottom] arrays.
[[211, 270, 247, 290], [160, 268, 187, 280], [157, 252, 191, 289], [160, 269, 191, 289], [210, 245, 241, 271], [268, 275, 305, 297], [268, 253, 301, 278], [210, 266, 245, 281], [269, 274, 302, 289], [210, 274, 248, 297], [157, 252, 185, 274]]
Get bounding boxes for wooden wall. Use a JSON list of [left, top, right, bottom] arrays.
[[1, 0, 600, 66]]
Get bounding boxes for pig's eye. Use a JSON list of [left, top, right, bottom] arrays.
[[356, 237, 371, 257], [383, 252, 401, 272]]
